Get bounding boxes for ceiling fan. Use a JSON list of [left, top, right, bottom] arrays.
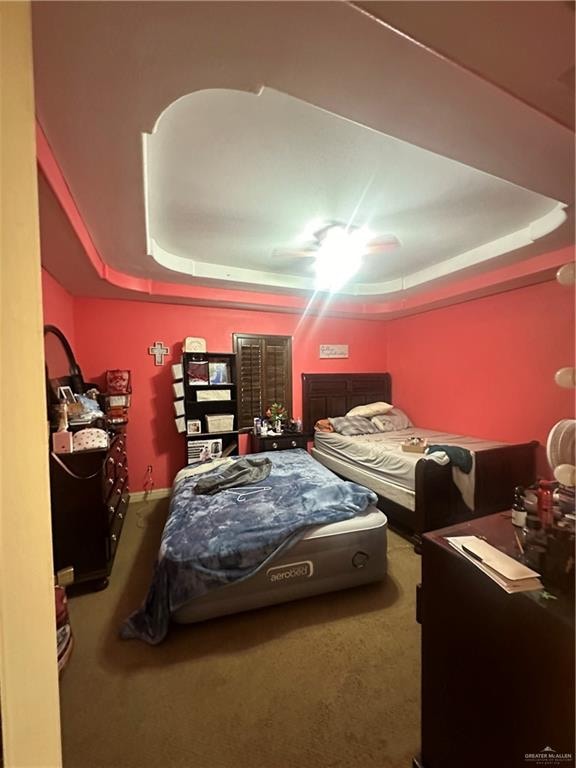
[[272, 222, 401, 259]]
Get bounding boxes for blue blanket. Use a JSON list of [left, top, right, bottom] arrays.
[[121, 450, 377, 644]]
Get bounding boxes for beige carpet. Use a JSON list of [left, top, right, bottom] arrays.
[[59, 499, 421, 768]]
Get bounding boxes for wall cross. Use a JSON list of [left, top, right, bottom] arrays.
[[148, 341, 169, 366]]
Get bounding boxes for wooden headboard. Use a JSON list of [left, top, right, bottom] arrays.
[[302, 373, 392, 433]]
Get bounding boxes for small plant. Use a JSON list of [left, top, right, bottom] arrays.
[[265, 402, 288, 422]]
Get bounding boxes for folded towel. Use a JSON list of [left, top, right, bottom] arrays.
[[426, 444, 473, 474]]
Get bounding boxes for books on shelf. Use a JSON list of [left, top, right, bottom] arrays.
[[445, 536, 543, 594]]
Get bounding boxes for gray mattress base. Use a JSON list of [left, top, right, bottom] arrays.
[[172, 506, 388, 624]]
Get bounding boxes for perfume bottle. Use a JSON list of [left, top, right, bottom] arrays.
[[511, 486, 527, 528]]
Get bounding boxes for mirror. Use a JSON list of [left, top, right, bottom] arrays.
[[43, 325, 85, 408]]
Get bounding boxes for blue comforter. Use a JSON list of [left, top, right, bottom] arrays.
[[121, 449, 377, 644]]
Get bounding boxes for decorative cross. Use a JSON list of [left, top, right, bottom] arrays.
[[148, 341, 169, 366]]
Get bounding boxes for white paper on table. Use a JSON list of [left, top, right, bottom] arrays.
[[445, 536, 542, 594]]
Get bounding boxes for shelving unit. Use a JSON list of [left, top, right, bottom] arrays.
[[182, 352, 239, 464]]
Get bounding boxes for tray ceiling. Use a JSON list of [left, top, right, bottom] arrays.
[[32, 1, 575, 315]]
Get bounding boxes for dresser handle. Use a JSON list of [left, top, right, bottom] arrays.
[[290, 440, 297, 448], [107, 477, 114, 485], [108, 457, 115, 464], [111, 533, 117, 542], [118, 511, 123, 520], [272, 441, 278, 449], [108, 506, 115, 515]]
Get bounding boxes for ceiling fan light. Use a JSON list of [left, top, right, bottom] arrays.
[[314, 246, 361, 292]]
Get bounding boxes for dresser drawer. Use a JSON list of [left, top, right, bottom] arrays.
[[107, 494, 128, 561], [251, 433, 309, 452]]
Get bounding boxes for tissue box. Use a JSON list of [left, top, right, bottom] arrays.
[[52, 431, 73, 454]]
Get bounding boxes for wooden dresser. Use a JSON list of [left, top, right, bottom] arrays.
[[414, 513, 575, 768], [49, 432, 129, 590]]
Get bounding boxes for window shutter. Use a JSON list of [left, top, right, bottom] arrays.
[[234, 334, 292, 428], [263, 339, 291, 411], [236, 336, 264, 429]]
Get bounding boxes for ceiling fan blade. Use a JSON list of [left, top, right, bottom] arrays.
[[364, 235, 401, 254], [271, 248, 317, 259]]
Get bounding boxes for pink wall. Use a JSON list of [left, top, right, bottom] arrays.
[[42, 271, 574, 491], [73, 299, 386, 491], [387, 279, 575, 474], [41, 268, 76, 347]]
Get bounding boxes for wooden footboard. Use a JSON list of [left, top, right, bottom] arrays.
[[411, 440, 538, 548]]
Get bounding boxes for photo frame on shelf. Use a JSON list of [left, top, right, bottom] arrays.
[[187, 419, 202, 435], [57, 385, 76, 405], [208, 361, 231, 385]]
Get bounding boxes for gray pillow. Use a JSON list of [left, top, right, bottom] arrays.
[[329, 415, 380, 436], [371, 407, 413, 432]]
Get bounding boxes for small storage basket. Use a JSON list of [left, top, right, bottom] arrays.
[[205, 414, 234, 433]]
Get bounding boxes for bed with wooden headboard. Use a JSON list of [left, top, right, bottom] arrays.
[[302, 372, 537, 547]]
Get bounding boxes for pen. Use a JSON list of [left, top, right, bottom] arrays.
[[461, 545, 483, 562]]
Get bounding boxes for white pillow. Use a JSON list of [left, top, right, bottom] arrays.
[[346, 401, 394, 418], [371, 407, 413, 432]]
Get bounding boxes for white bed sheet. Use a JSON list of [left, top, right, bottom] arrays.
[[313, 428, 506, 510]]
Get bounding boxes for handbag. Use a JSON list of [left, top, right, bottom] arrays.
[[72, 428, 109, 452]]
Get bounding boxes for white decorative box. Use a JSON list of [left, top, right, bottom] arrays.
[[174, 416, 186, 434], [171, 362, 183, 381], [172, 381, 184, 399], [173, 400, 185, 417], [205, 414, 234, 433], [196, 389, 231, 402], [183, 336, 207, 353]]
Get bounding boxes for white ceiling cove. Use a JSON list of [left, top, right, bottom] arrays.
[[32, 1, 574, 310], [145, 86, 565, 295]]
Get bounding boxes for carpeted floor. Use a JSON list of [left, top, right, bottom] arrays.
[[59, 498, 421, 768]]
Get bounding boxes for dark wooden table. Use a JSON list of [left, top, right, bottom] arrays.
[[414, 512, 575, 768]]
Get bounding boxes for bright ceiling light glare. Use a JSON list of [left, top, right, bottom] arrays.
[[314, 225, 365, 292]]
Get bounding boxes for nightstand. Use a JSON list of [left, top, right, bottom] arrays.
[[250, 432, 309, 453]]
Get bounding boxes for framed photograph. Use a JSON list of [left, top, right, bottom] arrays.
[[208, 361, 231, 385], [187, 419, 202, 435], [57, 385, 76, 404]]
